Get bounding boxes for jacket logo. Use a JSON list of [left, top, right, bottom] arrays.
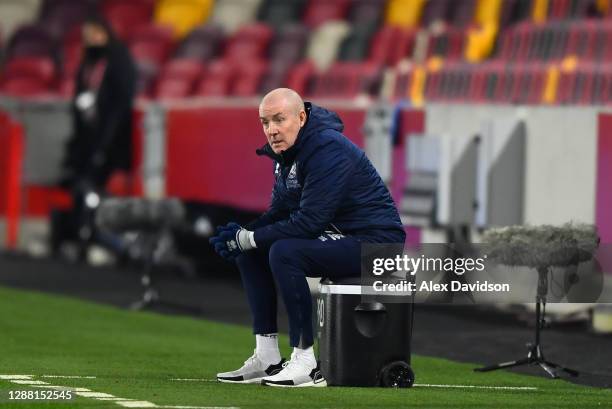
[[286, 163, 301, 189]]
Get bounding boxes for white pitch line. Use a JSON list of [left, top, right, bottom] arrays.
[[0, 375, 33, 380], [169, 378, 537, 392], [160, 406, 240, 409], [2, 374, 239, 409], [97, 398, 137, 401], [414, 383, 538, 391], [31, 385, 92, 392], [77, 391, 117, 398], [41, 375, 97, 379], [10, 380, 49, 385], [117, 401, 158, 408]]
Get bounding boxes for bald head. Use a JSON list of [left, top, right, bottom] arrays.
[[259, 88, 307, 154], [260, 88, 305, 115]]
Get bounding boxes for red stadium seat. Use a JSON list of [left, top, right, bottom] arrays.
[[495, 20, 612, 64], [451, 0, 477, 27], [285, 60, 316, 95], [448, 61, 547, 104], [6, 24, 58, 61], [129, 24, 175, 65], [368, 26, 416, 66], [556, 63, 612, 105], [506, 63, 547, 104], [426, 24, 467, 61], [40, 0, 97, 19], [423, 67, 442, 101], [269, 24, 309, 65], [424, 62, 476, 102], [393, 66, 420, 100], [348, 0, 386, 25], [567, 20, 598, 61], [592, 68, 612, 104], [39, 0, 94, 38], [173, 25, 224, 62], [467, 62, 504, 102], [224, 23, 273, 62], [0, 57, 57, 96], [547, 0, 592, 20], [195, 59, 235, 96], [135, 60, 161, 98], [309, 62, 381, 98], [422, 0, 477, 27], [2, 57, 56, 83], [303, 0, 351, 28], [449, 65, 471, 101], [154, 59, 206, 99], [233, 60, 268, 96], [599, 21, 612, 61], [100, 0, 155, 40], [259, 60, 293, 94]]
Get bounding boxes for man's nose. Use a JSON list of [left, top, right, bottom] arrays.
[[268, 123, 278, 136]]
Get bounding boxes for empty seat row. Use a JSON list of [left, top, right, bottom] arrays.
[[142, 59, 383, 99], [0, 56, 57, 97], [392, 59, 612, 105], [2, 0, 609, 45], [4, 0, 612, 102], [556, 63, 612, 104], [421, 61, 548, 104], [4, 47, 612, 105], [496, 19, 612, 62]]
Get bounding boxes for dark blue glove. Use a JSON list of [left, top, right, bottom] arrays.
[[209, 222, 254, 261], [214, 222, 241, 236]]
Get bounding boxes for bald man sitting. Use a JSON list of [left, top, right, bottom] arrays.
[[210, 88, 405, 387]]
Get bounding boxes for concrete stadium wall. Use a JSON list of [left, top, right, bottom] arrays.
[[425, 104, 609, 226]]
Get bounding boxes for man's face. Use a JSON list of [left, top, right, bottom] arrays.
[[82, 23, 109, 47], [259, 98, 305, 154]]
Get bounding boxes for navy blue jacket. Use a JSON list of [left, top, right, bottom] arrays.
[[250, 102, 405, 247]]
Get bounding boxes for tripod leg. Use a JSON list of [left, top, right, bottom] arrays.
[[130, 288, 159, 310], [544, 361, 579, 377], [538, 362, 559, 379], [474, 357, 531, 372]]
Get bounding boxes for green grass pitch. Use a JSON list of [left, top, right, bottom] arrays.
[[0, 285, 610, 408]]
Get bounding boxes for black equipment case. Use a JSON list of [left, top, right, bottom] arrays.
[[316, 276, 415, 387]]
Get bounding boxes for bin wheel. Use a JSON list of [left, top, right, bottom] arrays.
[[380, 361, 415, 388]]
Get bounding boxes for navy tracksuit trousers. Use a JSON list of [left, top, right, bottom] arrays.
[[235, 230, 405, 348]]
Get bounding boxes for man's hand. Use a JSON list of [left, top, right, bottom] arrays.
[[209, 222, 256, 261]]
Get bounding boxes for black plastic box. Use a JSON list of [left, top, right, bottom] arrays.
[[316, 277, 415, 387]]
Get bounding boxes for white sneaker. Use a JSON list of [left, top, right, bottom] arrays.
[[261, 351, 327, 387], [217, 350, 285, 384]]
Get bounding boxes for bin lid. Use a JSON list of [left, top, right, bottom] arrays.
[[319, 275, 413, 296]]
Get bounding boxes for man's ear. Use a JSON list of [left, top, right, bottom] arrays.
[[299, 110, 306, 127]]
